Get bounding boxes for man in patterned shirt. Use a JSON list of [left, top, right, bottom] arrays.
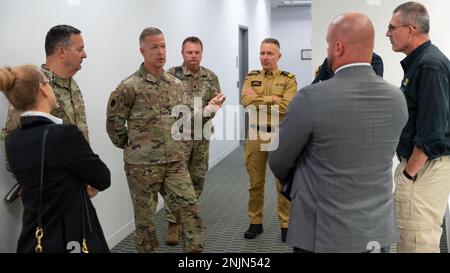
[[165, 36, 225, 245]]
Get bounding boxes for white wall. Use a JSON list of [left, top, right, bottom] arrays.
[[271, 5, 312, 89], [0, 104, 22, 252], [312, 0, 450, 85], [0, 0, 271, 252]]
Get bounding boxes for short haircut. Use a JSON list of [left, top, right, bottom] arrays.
[[394, 1, 430, 34], [261, 38, 280, 49], [139, 27, 163, 46], [45, 25, 81, 57], [182, 36, 203, 51]]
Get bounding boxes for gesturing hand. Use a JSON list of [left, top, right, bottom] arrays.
[[204, 92, 226, 116]]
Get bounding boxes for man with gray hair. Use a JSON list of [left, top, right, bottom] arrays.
[[387, 1, 450, 253], [106, 27, 204, 253]]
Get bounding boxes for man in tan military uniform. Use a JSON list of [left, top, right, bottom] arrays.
[[241, 38, 297, 242], [106, 28, 204, 253], [1, 25, 97, 197], [164, 36, 225, 245]]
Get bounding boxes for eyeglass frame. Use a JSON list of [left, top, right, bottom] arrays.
[[387, 24, 415, 31]]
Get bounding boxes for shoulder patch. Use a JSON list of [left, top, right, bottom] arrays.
[[110, 98, 117, 108], [108, 90, 119, 109], [247, 70, 260, 76], [251, 81, 262, 87], [281, 71, 295, 79]]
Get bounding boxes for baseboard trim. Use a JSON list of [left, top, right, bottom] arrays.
[[107, 219, 135, 249]]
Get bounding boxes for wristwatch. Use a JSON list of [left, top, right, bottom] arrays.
[[403, 169, 417, 181]]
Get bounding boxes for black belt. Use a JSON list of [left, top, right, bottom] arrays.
[[250, 124, 273, 132]]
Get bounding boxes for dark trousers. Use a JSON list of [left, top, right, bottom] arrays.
[[293, 247, 313, 253]]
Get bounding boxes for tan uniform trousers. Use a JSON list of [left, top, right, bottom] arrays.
[[244, 131, 291, 228], [395, 155, 450, 252]]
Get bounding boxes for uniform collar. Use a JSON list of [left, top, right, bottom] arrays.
[[263, 68, 280, 78], [139, 63, 170, 83], [401, 40, 431, 72], [181, 64, 207, 77], [41, 64, 71, 89]]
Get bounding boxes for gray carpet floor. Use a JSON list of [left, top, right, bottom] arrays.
[[112, 145, 448, 253], [112, 145, 291, 253]]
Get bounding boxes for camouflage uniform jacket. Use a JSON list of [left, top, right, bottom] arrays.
[[167, 64, 220, 113], [1, 65, 90, 142], [168, 64, 221, 136], [106, 63, 188, 165], [241, 68, 297, 127]]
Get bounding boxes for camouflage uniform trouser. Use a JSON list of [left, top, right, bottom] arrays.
[[244, 131, 291, 228], [165, 139, 209, 223], [125, 161, 204, 253]]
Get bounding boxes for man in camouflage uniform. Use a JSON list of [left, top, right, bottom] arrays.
[[241, 38, 297, 242], [164, 36, 225, 245], [106, 28, 204, 253], [1, 25, 97, 197], [2, 25, 89, 141]]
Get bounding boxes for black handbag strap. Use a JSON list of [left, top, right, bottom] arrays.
[[35, 125, 52, 253], [38, 126, 51, 229]]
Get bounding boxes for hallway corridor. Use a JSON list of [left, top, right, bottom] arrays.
[[112, 146, 291, 253]]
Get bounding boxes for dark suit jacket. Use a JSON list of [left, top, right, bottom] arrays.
[[269, 65, 408, 252], [5, 116, 111, 253], [312, 52, 384, 84]]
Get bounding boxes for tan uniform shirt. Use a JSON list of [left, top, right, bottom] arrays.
[[241, 68, 297, 127]]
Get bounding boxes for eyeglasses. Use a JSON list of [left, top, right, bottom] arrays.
[[387, 24, 414, 31]]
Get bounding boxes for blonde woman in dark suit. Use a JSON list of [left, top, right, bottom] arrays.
[[0, 65, 110, 253]]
